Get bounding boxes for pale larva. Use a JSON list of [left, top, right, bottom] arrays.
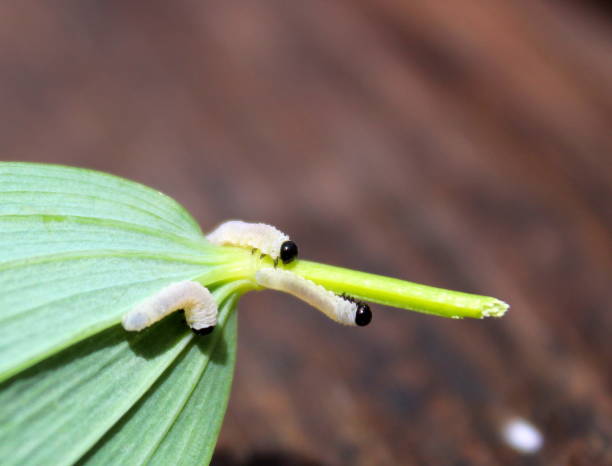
[[122, 281, 218, 335], [255, 268, 372, 326], [206, 220, 298, 264]]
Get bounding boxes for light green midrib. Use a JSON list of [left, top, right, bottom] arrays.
[[0, 250, 218, 273], [0, 257, 240, 307], [0, 214, 211, 252]]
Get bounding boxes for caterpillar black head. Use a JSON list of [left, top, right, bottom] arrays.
[[280, 240, 298, 264], [340, 293, 372, 327], [354, 303, 372, 327]]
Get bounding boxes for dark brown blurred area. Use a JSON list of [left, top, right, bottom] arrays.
[[2, 1, 611, 465]]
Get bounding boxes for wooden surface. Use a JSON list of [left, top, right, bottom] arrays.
[[1, 1, 611, 464]]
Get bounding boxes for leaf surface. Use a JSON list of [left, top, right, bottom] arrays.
[[0, 162, 238, 465]]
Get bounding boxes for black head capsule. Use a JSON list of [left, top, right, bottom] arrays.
[[354, 303, 372, 327], [193, 326, 215, 336], [279, 240, 298, 264]]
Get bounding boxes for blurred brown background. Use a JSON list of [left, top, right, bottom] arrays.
[[2, 1, 611, 465]]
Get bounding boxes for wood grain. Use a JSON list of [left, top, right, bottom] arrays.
[[1, 1, 610, 464]]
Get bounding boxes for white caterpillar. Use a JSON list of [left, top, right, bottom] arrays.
[[255, 268, 372, 326], [122, 281, 217, 335], [206, 220, 298, 264]]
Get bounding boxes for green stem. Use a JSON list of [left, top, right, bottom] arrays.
[[288, 260, 508, 319], [195, 245, 508, 319]]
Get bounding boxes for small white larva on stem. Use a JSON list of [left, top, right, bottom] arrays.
[[122, 281, 218, 335], [255, 268, 372, 326], [206, 220, 298, 264]]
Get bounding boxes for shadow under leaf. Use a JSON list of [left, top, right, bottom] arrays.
[[0, 312, 188, 390]]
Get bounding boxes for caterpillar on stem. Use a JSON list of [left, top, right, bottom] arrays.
[[255, 268, 372, 326], [207, 220, 298, 265]]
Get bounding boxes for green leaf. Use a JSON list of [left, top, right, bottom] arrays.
[[78, 293, 239, 466], [0, 162, 243, 465], [0, 162, 509, 466]]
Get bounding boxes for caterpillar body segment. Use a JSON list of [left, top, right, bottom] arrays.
[[122, 280, 218, 334], [207, 220, 298, 264], [255, 268, 371, 326]]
